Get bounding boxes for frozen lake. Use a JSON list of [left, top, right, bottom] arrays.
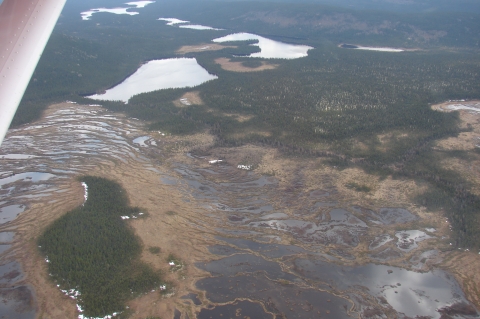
[[87, 58, 218, 103], [81, 1, 155, 20], [179, 25, 222, 30], [340, 43, 404, 52], [158, 18, 189, 25], [158, 18, 221, 30], [212, 33, 313, 59]]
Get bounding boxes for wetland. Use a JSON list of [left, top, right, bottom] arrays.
[[1, 101, 480, 318], [3, 0, 480, 318]]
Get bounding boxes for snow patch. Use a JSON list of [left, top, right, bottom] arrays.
[[81, 182, 88, 204]]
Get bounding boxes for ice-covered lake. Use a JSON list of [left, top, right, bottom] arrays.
[[81, 1, 155, 20], [158, 18, 190, 25], [179, 25, 222, 30], [212, 33, 313, 59], [87, 58, 217, 103], [340, 43, 404, 52], [158, 18, 221, 30]]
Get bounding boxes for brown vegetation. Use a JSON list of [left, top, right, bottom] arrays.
[[215, 57, 278, 72], [176, 43, 235, 54], [173, 91, 204, 107]]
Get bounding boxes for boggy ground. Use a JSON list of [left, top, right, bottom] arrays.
[[214, 57, 278, 72], [2, 102, 480, 318], [430, 100, 480, 307], [176, 44, 235, 54]]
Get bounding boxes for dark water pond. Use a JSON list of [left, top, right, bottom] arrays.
[[0, 286, 36, 319]]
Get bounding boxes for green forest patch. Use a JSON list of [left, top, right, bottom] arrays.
[[38, 176, 162, 318]]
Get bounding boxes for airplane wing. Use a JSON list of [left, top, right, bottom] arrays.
[[0, 0, 66, 145]]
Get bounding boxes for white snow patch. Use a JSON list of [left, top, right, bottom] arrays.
[[81, 182, 88, 204], [179, 98, 191, 105]]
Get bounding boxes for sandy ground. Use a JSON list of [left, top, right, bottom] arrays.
[[176, 43, 235, 54], [215, 57, 278, 72]]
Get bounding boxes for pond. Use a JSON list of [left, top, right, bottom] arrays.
[[87, 58, 218, 103], [294, 258, 477, 319], [212, 32, 313, 59]]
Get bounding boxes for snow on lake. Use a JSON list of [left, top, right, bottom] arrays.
[[81, 1, 155, 20], [340, 43, 404, 52], [355, 46, 404, 52], [212, 33, 313, 59], [87, 58, 218, 103], [158, 18, 190, 25], [445, 101, 480, 112], [179, 25, 222, 30], [125, 1, 155, 8], [81, 8, 138, 20]]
